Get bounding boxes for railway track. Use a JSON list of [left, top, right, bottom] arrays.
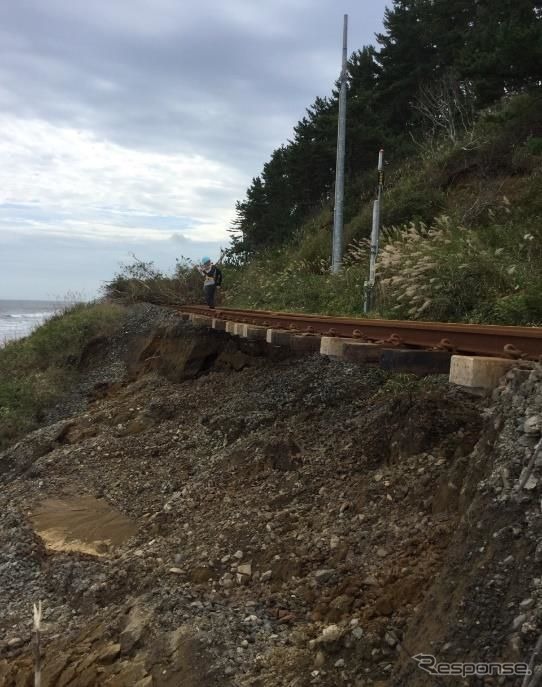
[[179, 305, 542, 361]]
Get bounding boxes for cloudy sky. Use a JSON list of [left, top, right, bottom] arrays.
[[0, 0, 388, 300]]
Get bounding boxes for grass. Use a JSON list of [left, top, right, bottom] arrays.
[[0, 301, 126, 450], [222, 252, 369, 316], [375, 373, 449, 399], [223, 93, 542, 325]]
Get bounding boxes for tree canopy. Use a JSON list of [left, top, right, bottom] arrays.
[[229, 0, 542, 258]]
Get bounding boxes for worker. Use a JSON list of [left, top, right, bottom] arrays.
[[198, 257, 222, 309]]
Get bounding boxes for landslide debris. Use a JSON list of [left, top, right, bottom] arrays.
[[0, 309, 541, 686]]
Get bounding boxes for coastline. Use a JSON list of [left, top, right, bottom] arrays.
[[0, 300, 64, 345]]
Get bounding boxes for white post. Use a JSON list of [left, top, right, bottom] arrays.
[[364, 149, 384, 313], [369, 199, 381, 284], [33, 601, 42, 687]]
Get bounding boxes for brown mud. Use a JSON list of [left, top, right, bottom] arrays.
[[30, 496, 137, 557]]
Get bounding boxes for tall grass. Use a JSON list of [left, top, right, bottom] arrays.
[[224, 250, 368, 316], [377, 211, 542, 324], [224, 191, 542, 325]]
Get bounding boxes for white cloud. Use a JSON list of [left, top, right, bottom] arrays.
[[0, 0, 389, 298], [0, 116, 243, 242]]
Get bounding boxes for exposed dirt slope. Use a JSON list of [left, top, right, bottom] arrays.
[[0, 313, 540, 686]]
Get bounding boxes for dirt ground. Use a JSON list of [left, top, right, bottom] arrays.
[[1, 308, 541, 686]]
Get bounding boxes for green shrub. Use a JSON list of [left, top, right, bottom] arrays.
[[103, 256, 202, 305], [380, 173, 446, 228]]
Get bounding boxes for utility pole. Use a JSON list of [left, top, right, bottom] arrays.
[[331, 14, 348, 274], [364, 149, 384, 313]]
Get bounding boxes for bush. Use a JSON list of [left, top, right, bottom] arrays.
[[103, 256, 202, 306]]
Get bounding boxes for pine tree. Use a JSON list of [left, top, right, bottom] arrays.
[[230, 176, 268, 254], [375, 0, 437, 130], [375, 0, 474, 130], [260, 145, 298, 245], [288, 96, 337, 215], [461, 0, 542, 105], [345, 47, 387, 177]]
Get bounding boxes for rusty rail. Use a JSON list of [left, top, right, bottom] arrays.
[[179, 305, 542, 361]]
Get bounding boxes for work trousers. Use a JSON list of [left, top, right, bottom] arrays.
[[204, 284, 216, 308]]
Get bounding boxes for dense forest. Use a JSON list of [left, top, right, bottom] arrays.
[[229, 0, 542, 259]]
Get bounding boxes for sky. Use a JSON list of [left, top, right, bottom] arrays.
[[0, 0, 388, 300]]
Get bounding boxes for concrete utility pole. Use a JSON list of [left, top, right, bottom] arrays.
[[331, 14, 348, 274], [364, 149, 384, 313]]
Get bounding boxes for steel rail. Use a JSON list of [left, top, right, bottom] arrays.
[[179, 305, 542, 361]]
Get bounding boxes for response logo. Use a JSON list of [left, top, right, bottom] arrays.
[[412, 653, 531, 678]]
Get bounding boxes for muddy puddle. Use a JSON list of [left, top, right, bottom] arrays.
[[30, 495, 137, 556]]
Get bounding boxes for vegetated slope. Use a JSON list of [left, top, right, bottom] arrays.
[[1, 309, 541, 686], [224, 94, 542, 325], [226, 0, 542, 325], [0, 301, 129, 451]]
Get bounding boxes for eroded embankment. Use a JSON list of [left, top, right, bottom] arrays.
[[0, 311, 540, 686]]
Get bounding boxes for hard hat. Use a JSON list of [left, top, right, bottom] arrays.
[[201, 256, 211, 265]]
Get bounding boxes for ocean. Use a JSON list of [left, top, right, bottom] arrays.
[[0, 300, 64, 345]]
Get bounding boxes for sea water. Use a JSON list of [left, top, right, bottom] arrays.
[[0, 300, 63, 345]]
